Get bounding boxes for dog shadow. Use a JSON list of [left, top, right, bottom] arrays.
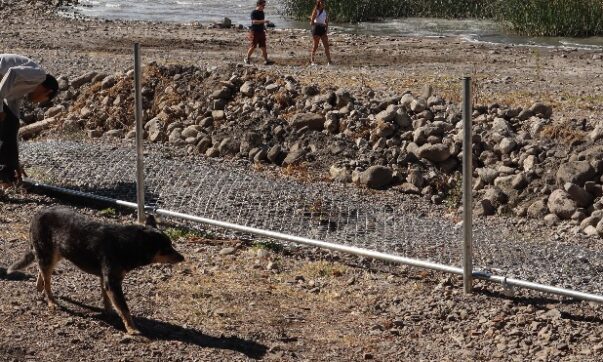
[[59, 296, 268, 360], [0, 267, 32, 281]]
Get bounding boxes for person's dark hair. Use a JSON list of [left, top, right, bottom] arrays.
[[257, 0, 265, 6], [41, 74, 59, 100], [312, 0, 324, 17]]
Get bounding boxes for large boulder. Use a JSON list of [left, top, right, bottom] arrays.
[[556, 161, 595, 187], [547, 189, 577, 220], [267, 145, 286, 165], [416, 143, 452, 163], [529, 102, 553, 118], [282, 148, 306, 166], [410, 99, 427, 113], [358, 166, 393, 189], [564, 183, 593, 208], [477, 168, 499, 184], [497, 137, 517, 154], [527, 199, 548, 219], [240, 81, 254, 97], [329, 164, 352, 183], [376, 105, 399, 123], [71, 71, 98, 89], [290, 113, 326, 131]]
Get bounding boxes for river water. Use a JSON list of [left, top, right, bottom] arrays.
[[69, 0, 603, 50]]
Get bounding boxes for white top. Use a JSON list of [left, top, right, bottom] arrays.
[[314, 10, 327, 25], [0, 54, 47, 115]]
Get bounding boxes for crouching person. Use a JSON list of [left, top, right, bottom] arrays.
[[0, 54, 59, 187]]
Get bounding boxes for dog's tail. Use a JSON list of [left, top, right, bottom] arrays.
[[7, 251, 35, 274]]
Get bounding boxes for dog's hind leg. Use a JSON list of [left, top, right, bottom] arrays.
[[36, 272, 44, 292], [37, 250, 61, 310], [100, 278, 111, 313], [103, 274, 139, 335]]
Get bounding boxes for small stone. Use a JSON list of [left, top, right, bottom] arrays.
[[219, 247, 236, 256], [544, 213, 560, 226]]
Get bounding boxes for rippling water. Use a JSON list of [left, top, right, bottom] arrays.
[[69, 0, 603, 49]]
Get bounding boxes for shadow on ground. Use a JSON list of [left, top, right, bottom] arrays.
[[60, 296, 268, 360]]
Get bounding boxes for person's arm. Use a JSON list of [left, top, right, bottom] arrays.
[[251, 19, 271, 25], [0, 112, 5, 122], [251, 11, 270, 26], [309, 9, 317, 25]]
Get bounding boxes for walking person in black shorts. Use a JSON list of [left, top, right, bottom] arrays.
[[310, 0, 332, 66], [245, 0, 274, 65]]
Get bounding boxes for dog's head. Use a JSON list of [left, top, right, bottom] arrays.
[[145, 215, 185, 265]]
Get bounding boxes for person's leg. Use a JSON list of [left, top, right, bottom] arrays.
[[311, 36, 320, 64], [245, 31, 257, 63], [261, 46, 268, 62], [0, 105, 19, 185], [259, 32, 271, 64], [321, 34, 332, 64], [246, 46, 255, 63]]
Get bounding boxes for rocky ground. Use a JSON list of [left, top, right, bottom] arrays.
[[2, 189, 603, 361], [3, 0, 603, 360]]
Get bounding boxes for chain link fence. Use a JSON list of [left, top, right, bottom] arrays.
[[22, 138, 463, 264], [21, 136, 603, 298]]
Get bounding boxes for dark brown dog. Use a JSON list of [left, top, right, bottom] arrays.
[[8, 207, 184, 334]]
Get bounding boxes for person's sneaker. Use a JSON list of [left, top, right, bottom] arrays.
[[243, 58, 250, 65], [327, 61, 334, 66], [264, 59, 274, 65], [310, 62, 317, 66]]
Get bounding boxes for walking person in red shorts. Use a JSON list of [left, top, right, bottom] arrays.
[[245, 0, 274, 65]]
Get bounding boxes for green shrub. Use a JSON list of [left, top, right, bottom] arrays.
[[498, 0, 603, 36], [279, 0, 495, 23], [279, 0, 603, 36]]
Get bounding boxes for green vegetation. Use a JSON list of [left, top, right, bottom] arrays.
[[499, 0, 603, 36], [280, 0, 494, 23], [99, 207, 117, 218], [252, 240, 284, 253], [279, 0, 603, 36], [164, 227, 206, 240]]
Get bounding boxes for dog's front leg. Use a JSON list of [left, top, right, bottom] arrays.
[[102, 273, 139, 335]]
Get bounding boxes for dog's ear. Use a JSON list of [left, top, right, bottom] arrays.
[[145, 214, 158, 228]]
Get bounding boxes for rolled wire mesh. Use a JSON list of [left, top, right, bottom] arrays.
[[20, 138, 603, 296], [473, 226, 603, 294], [21, 138, 462, 267]]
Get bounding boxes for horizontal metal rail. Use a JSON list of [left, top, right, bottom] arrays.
[[24, 180, 603, 304]]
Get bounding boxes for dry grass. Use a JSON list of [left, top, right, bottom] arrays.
[[281, 163, 315, 182], [295, 260, 349, 279], [540, 123, 587, 145]]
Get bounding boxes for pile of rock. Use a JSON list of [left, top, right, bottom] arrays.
[[27, 62, 603, 236]]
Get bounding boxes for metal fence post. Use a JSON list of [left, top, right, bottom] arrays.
[[134, 43, 145, 224], [463, 77, 473, 294]]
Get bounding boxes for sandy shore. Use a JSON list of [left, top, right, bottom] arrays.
[[2, 1, 603, 122]]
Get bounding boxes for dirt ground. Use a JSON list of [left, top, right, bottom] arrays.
[[4, 1, 603, 361], [2, 188, 603, 362]]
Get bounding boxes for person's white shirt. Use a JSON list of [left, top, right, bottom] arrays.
[[0, 54, 47, 116], [314, 10, 327, 25]]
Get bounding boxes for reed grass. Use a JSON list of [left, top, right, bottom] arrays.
[[498, 0, 603, 36], [279, 0, 495, 23], [279, 0, 603, 36]]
